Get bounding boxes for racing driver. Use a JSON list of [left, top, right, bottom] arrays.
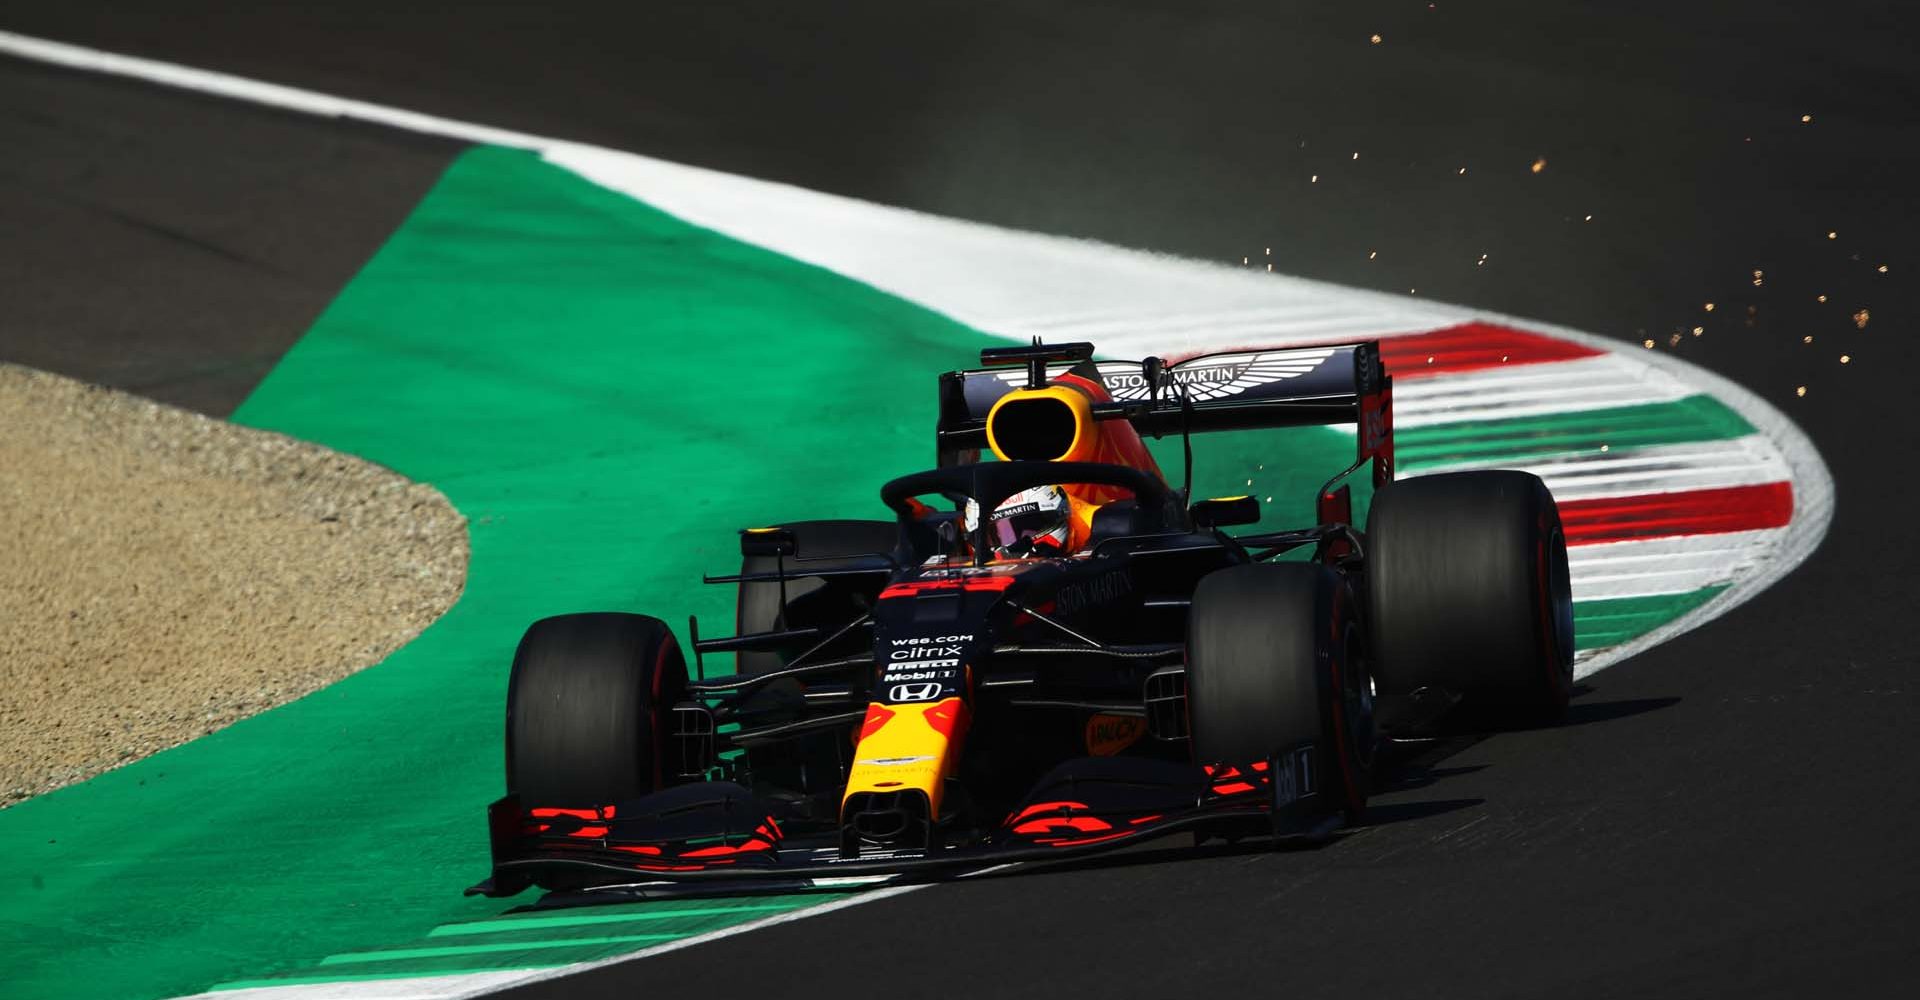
[[964, 484, 1096, 559]]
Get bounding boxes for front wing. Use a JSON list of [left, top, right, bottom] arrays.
[[468, 752, 1333, 902]]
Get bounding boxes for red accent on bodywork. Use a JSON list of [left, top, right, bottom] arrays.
[[681, 838, 773, 858], [1013, 815, 1114, 835], [922, 698, 966, 738], [529, 807, 604, 821], [568, 826, 610, 839], [1129, 814, 1165, 825], [1052, 367, 1168, 496], [1359, 383, 1395, 488], [1005, 800, 1091, 827], [614, 845, 664, 855], [1556, 482, 1794, 545], [859, 704, 897, 740], [880, 576, 1018, 599], [1035, 829, 1143, 848], [1212, 781, 1258, 796]]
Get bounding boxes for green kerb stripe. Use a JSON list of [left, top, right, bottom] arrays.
[[1398, 395, 1757, 470], [1573, 587, 1727, 650], [320, 933, 686, 966], [213, 969, 572, 991], [429, 901, 806, 937]]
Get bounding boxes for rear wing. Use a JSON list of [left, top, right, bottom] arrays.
[[936, 341, 1394, 487]]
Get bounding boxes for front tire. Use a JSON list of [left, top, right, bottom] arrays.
[[505, 612, 688, 805], [1187, 563, 1371, 823], [1366, 470, 1574, 730]]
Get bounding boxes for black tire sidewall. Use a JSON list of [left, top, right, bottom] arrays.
[[1367, 471, 1573, 725], [1187, 563, 1365, 816], [505, 612, 687, 805]]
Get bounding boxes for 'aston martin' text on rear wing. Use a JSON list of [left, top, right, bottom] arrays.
[[936, 341, 1394, 486]]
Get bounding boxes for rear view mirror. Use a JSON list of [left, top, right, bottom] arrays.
[[1189, 495, 1260, 528], [740, 527, 796, 558]]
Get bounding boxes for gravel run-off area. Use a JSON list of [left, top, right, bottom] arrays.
[[0, 364, 468, 806]]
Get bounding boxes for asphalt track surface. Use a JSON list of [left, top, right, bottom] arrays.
[[2, 1, 1916, 996], [0, 54, 459, 414]]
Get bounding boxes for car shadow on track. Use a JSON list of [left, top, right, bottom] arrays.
[[983, 693, 1681, 883], [970, 797, 1488, 884], [1562, 696, 1681, 726]]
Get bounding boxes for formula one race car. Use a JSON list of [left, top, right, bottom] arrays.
[[470, 340, 1574, 901]]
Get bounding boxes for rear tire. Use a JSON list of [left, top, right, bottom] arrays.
[[736, 519, 897, 675], [505, 613, 688, 805], [1366, 470, 1574, 729], [1187, 563, 1371, 822]]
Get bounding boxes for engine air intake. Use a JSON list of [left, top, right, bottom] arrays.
[[986, 386, 1092, 462]]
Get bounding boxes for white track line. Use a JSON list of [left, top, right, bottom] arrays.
[[176, 886, 924, 1000], [1415, 436, 1790, 502], [1392, 355, 1695, 427], [1567, 530, 1780, 600], [0, 25, 1834, 999]]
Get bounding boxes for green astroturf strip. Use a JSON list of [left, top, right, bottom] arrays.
[[0, 146, 1005, 1000], [1146, 429, 1375, 539], [319, 933, 688, 965], [1573, 587, 1728, 650], [428, 900, 804, 936], [211, 968, 569, 991], [1397, 395, 1756, 470]]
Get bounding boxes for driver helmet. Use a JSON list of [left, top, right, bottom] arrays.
[[965, 484, 1073, 559]]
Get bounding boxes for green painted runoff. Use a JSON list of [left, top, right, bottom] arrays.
[[0, 146, 999, 1000], [0, 147, 1365, 999]]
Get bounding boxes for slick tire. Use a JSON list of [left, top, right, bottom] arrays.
[[736, 519, 897, 675], [506, 612, 688, 805], [1366, 470, 1575, 729], [1187, 563, 1372, 822]]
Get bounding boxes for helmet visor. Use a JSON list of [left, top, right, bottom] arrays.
[[991, 504, 1066, 551]]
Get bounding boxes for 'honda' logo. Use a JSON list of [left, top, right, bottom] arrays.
[[889, 682, 942, 703]]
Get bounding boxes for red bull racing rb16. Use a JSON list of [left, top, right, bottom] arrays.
[[469, 339, 1574, 902]]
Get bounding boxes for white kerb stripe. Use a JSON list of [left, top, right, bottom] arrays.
[[1411, 435, 1791, 502], [1567, 530, 1783, 601], [170, 886, 926, 1000], [1392, 355, 1694, 428]]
